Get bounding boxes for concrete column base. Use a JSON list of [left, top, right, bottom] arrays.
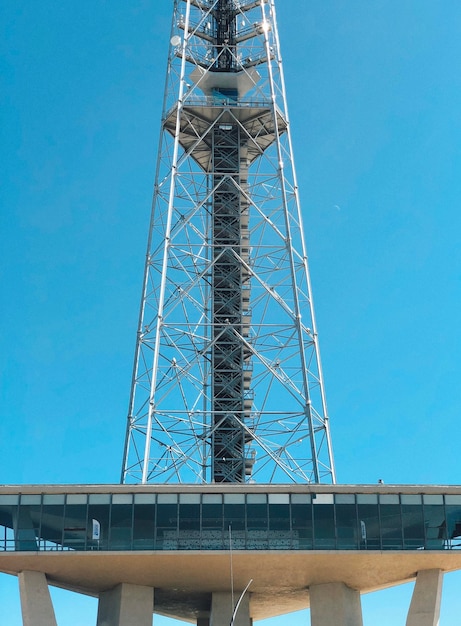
[[18, 570, 58, 626], [97, 582, 153, 626], [310, 582, 363, 626], [406, 569, 443, 626], [210, 590, 251, 626]]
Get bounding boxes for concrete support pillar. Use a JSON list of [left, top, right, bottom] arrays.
[[18, 570, 58, 626], [406, 569, 443, 626], [310, 582, 363, 626], [97, 583, 154, 626], [210, 591, 251, 626]]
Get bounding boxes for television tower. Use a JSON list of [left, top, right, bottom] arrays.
[[121, 0, 335, 485]]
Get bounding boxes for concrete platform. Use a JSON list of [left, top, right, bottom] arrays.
[[2, 550, 461, 621]]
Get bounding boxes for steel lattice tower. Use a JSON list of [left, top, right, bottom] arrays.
[[121, 0, 336, 485]]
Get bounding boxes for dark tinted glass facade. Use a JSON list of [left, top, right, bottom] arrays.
[[1, 492, 460, 552]]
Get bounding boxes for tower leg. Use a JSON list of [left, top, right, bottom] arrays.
[[18, 570, 58, 626], [310, 582, 363, 626], [96, 583, 153, 626], [406, 569, 443, 626], [210, 591, 251, 626]]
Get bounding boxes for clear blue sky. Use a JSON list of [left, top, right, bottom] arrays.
[[1, 0, 461, 624]]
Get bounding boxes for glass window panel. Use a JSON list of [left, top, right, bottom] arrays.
[[63, 504, 87, 550], [0, 505, 16, 525], [41, 504, 65, 547], [16, 503, 41, 551], [179, 493, 200, 504], [446, 504, 461, 548], [201, 501, 223, 548], [224, 493, 245, 504], [335, 494, 355, 504], [402, 503, 424, 549], [223, 526, 233, 542], [42, 495, 65, 505], [291, 504, 311, 529], [112, 494, 133, 505], [156, 503, 178, 549], [66, 495, 87, 505], [156, 504, 178, 528], [87, 502, 110, 550], [246, 502, 268, 549], [20, 495, 42, 505], [445, 495, 461, 505], [401, 495, 422, 505], [357, 503, 380, 549], [133, 503, 155, 550], [109, 503, 133, 550], [89, 494, 111, 505], [111, 504, 133, 518], [224, 523, 241, 550], [291, 494, 311, 504], [179, 503, 200, 531], [202, 503, 223, 529], [313, 503, 335, 548], [247, 494, 266, 504], [335, 504, 358, 549], [0, 505, 16, 551], [268, 503, 290, 531], [134, 494, 156, 504], [202, 494, 222, 504], [201, 531, 224, 549], [423, 495, 443, 505], [357, 494, 378, 505], [379, 495, 399, 505], [224, 504, 245, 531], [109, 529, 132, 551], [158, 494, 177, 504], [380, 504, 402, 549], [424, 504, 446, 550], [313, 494, 334, 505], [291, 504, 313, 549], [268, 494, 289, 504], [247, 503, 268, 530], [0, 495, 19, 505]]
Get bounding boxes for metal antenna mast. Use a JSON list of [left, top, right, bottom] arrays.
[[121, 0, 336, 485]]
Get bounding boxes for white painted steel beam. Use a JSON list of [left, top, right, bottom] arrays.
[[121, 0, 336, 485]]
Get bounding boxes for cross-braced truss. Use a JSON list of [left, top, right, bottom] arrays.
[[121, 0, 336, 484]]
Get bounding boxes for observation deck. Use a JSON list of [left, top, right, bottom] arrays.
[[1, 483, 461, 622]]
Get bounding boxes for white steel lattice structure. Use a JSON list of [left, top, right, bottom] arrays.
[[121, 0, 336, 485]]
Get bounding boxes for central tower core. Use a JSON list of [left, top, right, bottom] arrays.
[[122, 0, 335, 485]]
